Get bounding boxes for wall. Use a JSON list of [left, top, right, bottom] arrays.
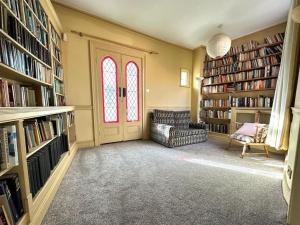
[[53, 3, 193, 146], [191, 23, 287, 122]]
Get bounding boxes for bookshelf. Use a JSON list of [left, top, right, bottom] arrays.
[[0, 0, 76, 225], [0, 0, 67, 107], [199, 33, 284, 135]]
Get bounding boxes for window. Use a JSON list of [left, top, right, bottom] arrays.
[[101, 56, 119, 123], [180, 69, 190, 87], [125, 62, 139, 122]]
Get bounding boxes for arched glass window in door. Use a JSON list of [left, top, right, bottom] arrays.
[[101, 56, 119, 123], [125, 62, 139, 122]]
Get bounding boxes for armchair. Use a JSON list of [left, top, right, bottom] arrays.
[[150, 110, 208, 147]]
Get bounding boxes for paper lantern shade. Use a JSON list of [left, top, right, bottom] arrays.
[[206, 33, 231, 58]]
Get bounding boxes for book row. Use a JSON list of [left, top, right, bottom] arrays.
[[0, 4, 50, 63], [0, 125, 18, 171], [54, 79, 64, 95], [2, 0, 21, 19], [0, 79, 51, 107], [53, 60, 63, 79], [0, 173, 24, 225], [27, 134, 68, 197], [204, 56, 281, 77], [202, 65, 279, 86], [201, 122, 228, 134], [230, 96, 273, 108], [67, 111, 75, 127], [56, 95, 65, 106], [265, 33, 285, 44], [50, 24, 61, 47], [200, 110, 231, 119], [202, 79, 277, 94], [24, 4, 49, 47], [204, 45, 282, 69], [201, 95, 274, 108], [25, 0, 48, 29], [52, 44, 61, 63], [24, 114, 65, 152], [204, 33, 285, 61], [0, 35, 51, 84], [200, 99, 230, 108]]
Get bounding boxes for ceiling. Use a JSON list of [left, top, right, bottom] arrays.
[[54, 0, 290, 49]]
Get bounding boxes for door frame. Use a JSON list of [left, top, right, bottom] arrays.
[[89, 40, 146, 146]]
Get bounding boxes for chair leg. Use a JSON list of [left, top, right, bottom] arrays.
[[240, 144, 247, 158], [264, 145, 270, 158], [247, 145, 251, 151], [227, 139, 232, 150]]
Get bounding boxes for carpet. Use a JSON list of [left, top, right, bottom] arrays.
[[42, 140, 287, 225]]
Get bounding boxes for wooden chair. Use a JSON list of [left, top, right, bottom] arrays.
[[227, 122, 270, 159]]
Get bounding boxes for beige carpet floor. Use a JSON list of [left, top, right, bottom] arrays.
[[42, 139, 287, 225]]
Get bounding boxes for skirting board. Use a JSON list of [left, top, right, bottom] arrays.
[[77, 140, 95, 149], [29, 144, 78, 225]]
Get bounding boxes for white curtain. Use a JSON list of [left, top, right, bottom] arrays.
[[266, 0, 300, 150]]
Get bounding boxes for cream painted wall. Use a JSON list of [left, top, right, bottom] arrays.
[[53, 3, 193, 145]]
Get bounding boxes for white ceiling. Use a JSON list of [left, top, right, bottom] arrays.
[[54, 0, 291, 49]]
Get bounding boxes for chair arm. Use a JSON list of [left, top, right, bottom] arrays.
[[235, 122, 243, 130], [189, 122, 206, 129], [151, 123, 175, 139]]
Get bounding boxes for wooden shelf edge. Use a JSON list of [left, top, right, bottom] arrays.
[[26, 136, 58, 159], [0, 165, 16, 177], [0, 63, 52, 87], [0, 106, 75, 123]]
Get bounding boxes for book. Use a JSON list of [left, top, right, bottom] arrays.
[[0, 128, 10, 170], [6, 126, 18, 166], [0, 174, 24, 219]]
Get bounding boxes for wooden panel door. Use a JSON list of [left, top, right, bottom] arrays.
[[97, 50, 123, 144], [121, 55, 143, 141]]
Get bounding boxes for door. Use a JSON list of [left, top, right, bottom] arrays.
[[96, 50, 142, 144]]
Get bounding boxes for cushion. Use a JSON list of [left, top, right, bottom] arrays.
[[174, 111, 191, 129], [230, 133, 255, 143], [235, 123, 266, 137], [153, 110, 175, 126]]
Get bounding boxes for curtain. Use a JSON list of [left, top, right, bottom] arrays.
[[266, 0, 300, 150]]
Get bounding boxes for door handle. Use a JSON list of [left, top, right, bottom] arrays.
[[123, 88, 127, 98], [119, 87, 122, 97]]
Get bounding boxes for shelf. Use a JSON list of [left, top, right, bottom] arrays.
[[54, 75, 64, 82], [204, 41, 283, 62], [202, 88, 276, 96], [0, 106, 75, 123], [204, 52, 282, 70], [0, 165, 16, 177], [203, 63, 281, 78], [0, 62, 52, 86], [0, 29, 51, 68], [56, 92, 65, 97], [201, 107, 231, 110], [0, 2, 49, 50], [52, 55, 62, 64], [16, 213, 28, 225], [26, 136, 58, 159], [201, 117, 231, 123], [202, 76, 278, 87]]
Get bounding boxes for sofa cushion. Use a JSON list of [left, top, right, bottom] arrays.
[[174, 111, 191, 129], [153, 110, 175, 126]]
